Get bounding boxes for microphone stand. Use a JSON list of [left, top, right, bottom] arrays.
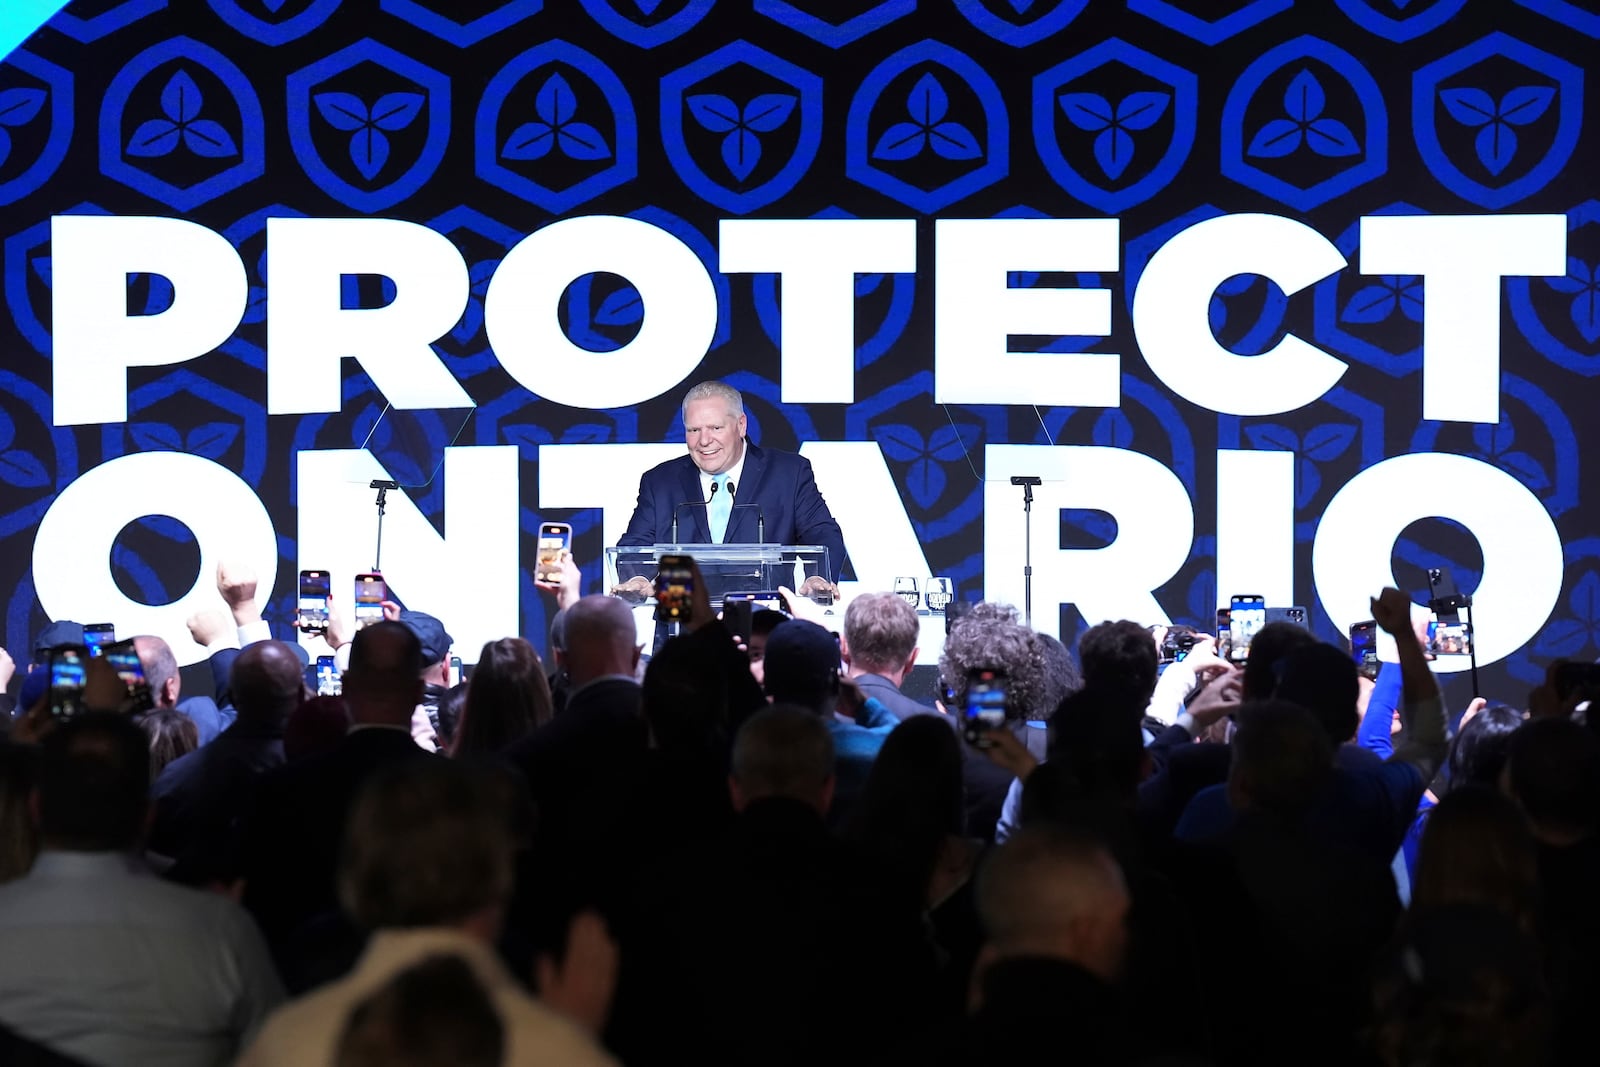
[[370, 479, 399, 572], [1011, 476, 1042, 628]]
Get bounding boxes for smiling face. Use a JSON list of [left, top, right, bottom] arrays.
[[684, 397, 747, 475]]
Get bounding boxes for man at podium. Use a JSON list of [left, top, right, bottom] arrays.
[[611, 380, 844, 597]]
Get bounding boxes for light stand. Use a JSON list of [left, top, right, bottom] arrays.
[[370, 479, 399, 573], [1011, 476, 1042, 627]]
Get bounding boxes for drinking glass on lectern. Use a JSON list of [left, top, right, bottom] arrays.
[[894, 577, 921, 610], [925, 577, 954, 613]]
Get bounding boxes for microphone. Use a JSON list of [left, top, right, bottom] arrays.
[[726, 480, 766, 543], [671, 479, 719, 542]]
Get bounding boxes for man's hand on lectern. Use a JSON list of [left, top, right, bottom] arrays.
[[798, 575, 837, 600], [610, 575, 653, 602]]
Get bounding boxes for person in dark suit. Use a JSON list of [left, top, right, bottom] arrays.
[[237, 622, 436, 985], [612, 380, 845, 589], [842, 591, 932, 721], [643, 707, 937, 1067], [503, 595, 647, 850], [150, 639, 303, 875]]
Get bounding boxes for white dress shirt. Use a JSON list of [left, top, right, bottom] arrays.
[[0, 851, 283, 1067]]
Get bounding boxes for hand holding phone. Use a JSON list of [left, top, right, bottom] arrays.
[[82, 623, 116, 656], [536, 523, 573, 583], [299, 570, 331, 635], [47, 646, 89, 721], [1228, 596, 1265, 663], [963, 667, 1008, 748], [654, 555, 694, 624], [354, 574, 387, 629], [101, 638, 154, 714]]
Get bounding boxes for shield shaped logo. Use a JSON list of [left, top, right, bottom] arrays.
[[99, 36, 265, 213], [286, 39, 451, 214], [475, 40, 636, 214], [1220, 36, 1388, 212], [1033, 39, 1197, 215], [846, 39, 1008, 214], [1312, 203, 1428, 379], [1507, 200, 1600, 377], [661, 41, 822, 215], [0, 49, 73, 207], [1412, 33, 1583, 210]]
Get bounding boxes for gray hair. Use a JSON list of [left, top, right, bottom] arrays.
[[844, 592, 919, 674], [939, 602, 1048, 723], [681, 380, 744, 420]]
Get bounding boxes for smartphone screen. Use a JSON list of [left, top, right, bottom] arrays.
[[48, 646, 88, 720], [316, 654, 341, 696], [1349, 621, 1379, 678], [354, 574, 387, 628], [723, 599, 754, 642], [299, 570, 331, 634], [448, 656, 463, 688], [964, 668, 1008, 747], [536, 522, 572, 582], [654, 555, 694, 623], [101, 638, 154, 713], [81, 623, 115, 656], [1229, 595, 1266, 662], [1429, 618, 1472, 657]]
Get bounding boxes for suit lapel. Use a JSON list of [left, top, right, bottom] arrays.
[[727, 442, 766, 543], [675, 459, 708, 543]]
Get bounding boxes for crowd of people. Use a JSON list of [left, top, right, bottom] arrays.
[[0, 554, 1597, 1067]]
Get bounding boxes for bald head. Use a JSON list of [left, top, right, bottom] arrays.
[[344, 622, 425, 726], [564, 595, 641, 685], [977, 829, 1130, 983], [133, 635, 180, 708], [232, 640, 305, 726]]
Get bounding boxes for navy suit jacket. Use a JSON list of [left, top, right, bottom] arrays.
[[618, 442, 846, 580]]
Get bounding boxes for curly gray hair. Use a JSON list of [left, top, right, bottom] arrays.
[[939, 602, 1050, 723]]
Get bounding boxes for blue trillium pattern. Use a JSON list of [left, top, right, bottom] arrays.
[[1467, 415, 1553, 494], [0, 1, 1592, 694], [502, 74, 612, 163], [1438, 85, 1555, 176], [1245, 422, 1359, 509], [0, 88, 46, 167], [313, 90, 424, 180], [877, 422, 983, 509], [1246, 69, 1359, 159], [871, 74, 981, 163], [1342, 275, 1424, 326], [125, 70, 238, 159], [687, 91, 797, 179], [1545, 258, 1600, 344], [1058, 90, 1170, 179]]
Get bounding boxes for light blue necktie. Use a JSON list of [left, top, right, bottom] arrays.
[[709, 472, 731, 543]]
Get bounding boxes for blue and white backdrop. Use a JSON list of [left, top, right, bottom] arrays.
[[2, 0, 1599, 706]]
